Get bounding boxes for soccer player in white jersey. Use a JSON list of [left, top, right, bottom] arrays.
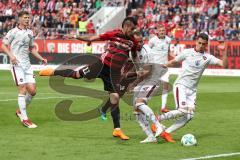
[[148, 25, 174, 113], [1, 11, 47, 128], [157, 33, 227, 142], [131, 31, 166, 143]]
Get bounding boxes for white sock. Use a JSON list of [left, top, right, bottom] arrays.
[[161, 90, 168, 109], [18, 94, 28, 120], [138, 104, 161, 126], [159, 110, 184, 121], [165, 115, 191, 133], [25, 93, 33, 106], [136, 112, 154, 137]]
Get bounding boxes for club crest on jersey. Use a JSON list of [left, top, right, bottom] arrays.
[[203, 56, 207, 60], [182, 101, 186, 106], [195, 60, 200, 66]]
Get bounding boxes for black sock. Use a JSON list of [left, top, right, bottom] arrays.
[[111, 104, 120, 129], [54, 69, 78, 78], [101, 98, 111, 114]]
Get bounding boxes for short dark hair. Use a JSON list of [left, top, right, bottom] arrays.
[[18, 11, 29, 18], [122, 17, 137, 28], [198, 33, 209, 41]]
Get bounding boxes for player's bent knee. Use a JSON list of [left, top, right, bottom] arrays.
[[27, 87, 37, 96], [29, 91, 36, 96], [109, 93, 120, 104]]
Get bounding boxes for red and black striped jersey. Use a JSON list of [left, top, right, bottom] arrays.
[[99, 29, 136, 71]]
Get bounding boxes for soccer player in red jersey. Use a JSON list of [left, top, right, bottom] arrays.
[[39, 17, 140, 140]]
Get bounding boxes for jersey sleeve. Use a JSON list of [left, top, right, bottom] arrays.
[[208, 54, 221, 65], [174, 49, 188, 62], [2, 29, 15, 45], [148, 36, 156, 48], [99, 30, 117, 40]]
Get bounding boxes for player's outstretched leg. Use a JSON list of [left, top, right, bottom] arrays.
[[39, 68, 82, 79], [152, 110, 184, 140], [39, 67, 55, 76]]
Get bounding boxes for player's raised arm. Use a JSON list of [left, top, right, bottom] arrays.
[[75, 35, 102, 42], [65, 29, 120, 42], [165, 48, 188, 67], [64, 34, 101, 42]]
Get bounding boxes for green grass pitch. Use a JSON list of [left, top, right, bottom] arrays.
[[0, 70, 240, 160]]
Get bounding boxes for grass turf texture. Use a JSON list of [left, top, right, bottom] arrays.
[[0, 70, 240, 160]]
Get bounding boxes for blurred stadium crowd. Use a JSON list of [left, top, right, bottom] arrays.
[[0, 0, 239, 40]]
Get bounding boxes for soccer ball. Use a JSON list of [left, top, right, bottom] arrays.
[[181, 134, 197, 146]]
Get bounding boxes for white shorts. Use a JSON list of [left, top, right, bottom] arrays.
[[160, 70, 170, 83], [11, 65, 36, 86], [133, 79, 161, 103], [173, 84, 196, 110]]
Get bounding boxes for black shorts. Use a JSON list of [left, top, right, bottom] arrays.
[[81, 58, 122, 92]]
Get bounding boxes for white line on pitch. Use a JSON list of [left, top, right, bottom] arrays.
[[180, 152, 240, 160], [0, 96, 86, 102], [0, 92, 61, 95]]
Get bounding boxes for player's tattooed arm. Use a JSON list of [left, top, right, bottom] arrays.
[[126, 65, 152, 92], [65, 35, 102, 42]]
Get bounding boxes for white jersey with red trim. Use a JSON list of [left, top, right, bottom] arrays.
[[148, 35, 171, 64], [138, 44, 167, 82], [2, 27, 34, 70], [174, 48, 221, 90]]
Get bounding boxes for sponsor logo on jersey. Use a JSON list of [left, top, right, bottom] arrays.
[[182, 101, 186, 106]]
